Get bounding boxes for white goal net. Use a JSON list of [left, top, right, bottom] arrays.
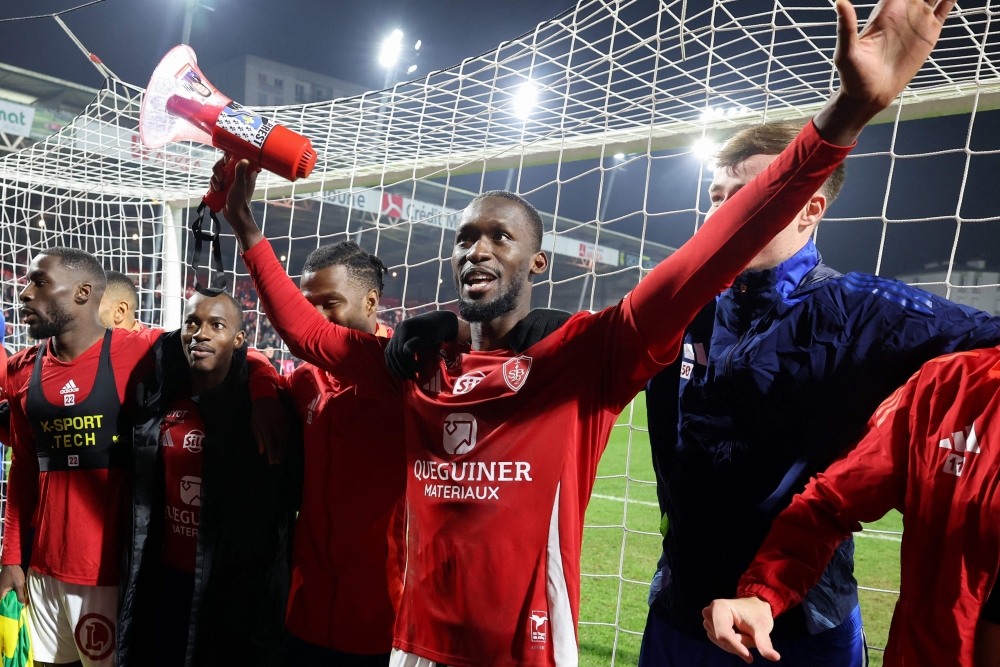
[[3, 0, 1000, 663]]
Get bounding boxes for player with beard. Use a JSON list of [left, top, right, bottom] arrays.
[[98, 272, 143, 332], [0, 248, 283, 667], [213, 1, 951, 662]]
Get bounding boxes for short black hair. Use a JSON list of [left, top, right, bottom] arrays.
[[471, 190, 544, 251], [105, 271, 138, 310], [302, 241, 388, 296], [187, 289, 244, 329], [39, 246, 107, 290]]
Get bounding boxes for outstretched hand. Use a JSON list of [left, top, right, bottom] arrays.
[[815, 0, 956, 145], [702, 597, 780, 664], [835, 0, 955, 108]]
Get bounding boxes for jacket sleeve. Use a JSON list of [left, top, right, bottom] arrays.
[[736, 376, 914, 617], [599, 121, 852, 408], [1, 367, 37, 568], [241, 239, 397, 392], [879, 292, 1000, 361], [245, 348, 280, 400]]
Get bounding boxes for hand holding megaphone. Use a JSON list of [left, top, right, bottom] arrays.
[[140, 45, 317, 212], [210, 155, 257, 227]]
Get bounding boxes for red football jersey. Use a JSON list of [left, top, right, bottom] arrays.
[[242, 120, 851, 666], [738, 349, 1000, 667], [2, 327, 159, 585], [160, 396, 204, 574], [282, 323, 406, 655], [2, 328, 279, 586]]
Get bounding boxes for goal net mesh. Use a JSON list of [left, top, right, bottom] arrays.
[[3, 0, 1000, 663]]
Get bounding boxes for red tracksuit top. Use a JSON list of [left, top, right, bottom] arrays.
[[738, 348, 1000, 667], [1, 328, 278, 585], [281, 324, 406, 655], [242, 120, 851, 666]]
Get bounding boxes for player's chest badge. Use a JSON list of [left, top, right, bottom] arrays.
[[503, 355, 532, 392]]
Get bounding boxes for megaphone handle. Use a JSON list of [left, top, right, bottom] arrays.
[[203, 158, 238, 213]]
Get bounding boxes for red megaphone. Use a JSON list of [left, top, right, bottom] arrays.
[[139, 45, 317, 212]]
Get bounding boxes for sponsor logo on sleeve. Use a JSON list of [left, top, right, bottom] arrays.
[[939, 422, 982, 477], [306, 394, 321, 424], [503, 355, 532, 392]]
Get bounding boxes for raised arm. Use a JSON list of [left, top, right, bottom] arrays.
[[702, 377, 914, 662], [629, 0, 956, 362]]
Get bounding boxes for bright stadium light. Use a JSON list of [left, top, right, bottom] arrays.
[[692, 137, 720, 169], [379, 29, 404, 68], [414, 39, 422, 51], [512, 81, 538, 119], [407, 64, 418, 74], [613, 152, 625, 160], [132, 232, 139, 241]]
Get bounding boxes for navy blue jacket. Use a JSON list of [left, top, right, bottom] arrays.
[[646, 239, 1000, 639]]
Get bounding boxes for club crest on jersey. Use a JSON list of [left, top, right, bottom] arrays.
[[453, 371, 486, 395], [183, 429, 205, 453], [443, 413, 477, 455], [529, 610, 548, 643], [503, 355, 532, 392], [180, 475, 201, 506]]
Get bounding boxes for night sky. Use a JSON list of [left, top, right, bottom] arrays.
[[2, 0, 999, 281]]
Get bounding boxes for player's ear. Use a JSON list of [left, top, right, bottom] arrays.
[[76, 281, 93, 304], [530, 250, 548, 277], [364, 288, 379, 317], [233, 329, 246, 350], [115, 300, 129, 325], [799, 193, 827, 231]]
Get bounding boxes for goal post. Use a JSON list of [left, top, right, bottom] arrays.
[[3, 0, 1000, 662]]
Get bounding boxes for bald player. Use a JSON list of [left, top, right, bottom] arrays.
[[98, 271, 143, 332]]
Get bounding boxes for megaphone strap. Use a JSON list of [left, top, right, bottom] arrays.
[[191, 201, 228, 295]]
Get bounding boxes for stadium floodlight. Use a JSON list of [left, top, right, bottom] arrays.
[[692, 137, 719, 168], [613, 152, 625, 160], [379, 30, 404, 68], [407, 64, 418, 74], [414, 40, 422, 51], [512, 81, 538, 119], [131, 232, 139, 241]]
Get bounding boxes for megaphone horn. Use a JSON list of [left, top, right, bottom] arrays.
[[140, 45, 317, 212]]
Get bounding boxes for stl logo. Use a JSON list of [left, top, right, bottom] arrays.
[[183, 429, 205, 453], [503, 355, 532, 392], [453, 371, 486, 396], [381, 193, 405, 219], [443, 413, 477, 455], [180, 476, 202, 506], [75, 613, 115, 661], [529, 610, 548, 643]]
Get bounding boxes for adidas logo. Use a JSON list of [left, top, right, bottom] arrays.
[[59, 380, 80, 395]]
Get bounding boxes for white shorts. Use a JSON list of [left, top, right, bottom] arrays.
[[26, 569, 117, 666], [389, 648, 446, 667]]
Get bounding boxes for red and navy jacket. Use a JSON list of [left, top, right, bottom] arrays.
[[646, 238, 1000, 638], [739, 348, 1000, 666]]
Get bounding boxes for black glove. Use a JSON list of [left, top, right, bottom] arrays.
[[385, 310, 459, 380], [509, 308, 573, 353]]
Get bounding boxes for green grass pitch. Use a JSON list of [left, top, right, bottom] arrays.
[[579, 393, 900, 666]]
